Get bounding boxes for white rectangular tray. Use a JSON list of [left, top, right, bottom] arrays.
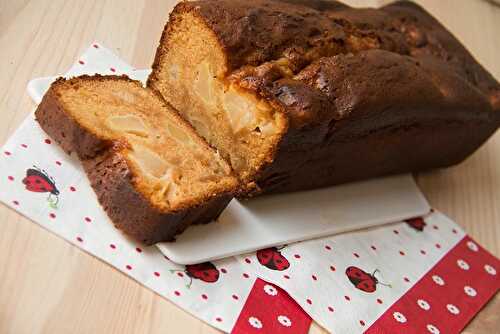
[[157, 174, 429, 264], [28, 69, 430, 265]]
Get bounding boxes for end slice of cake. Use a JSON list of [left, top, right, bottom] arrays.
[[35, 75, 238, 244]]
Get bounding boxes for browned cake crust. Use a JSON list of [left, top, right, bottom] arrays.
[[149, 0, 500, 195], [36, 75, 234, 244], [81, 151, 232, 244]]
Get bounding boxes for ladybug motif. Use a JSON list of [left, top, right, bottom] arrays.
[[405, 217, 426, 231], [257, 247, 290, 271], [171, 262, 220, 288], [22, 166, 59, 208], [186, 262, 220, 283], [345, 266, 391, 293]]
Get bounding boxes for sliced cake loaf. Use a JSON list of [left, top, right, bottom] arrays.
[[35, 75, 238, 244], [148, 0, 500, 195]]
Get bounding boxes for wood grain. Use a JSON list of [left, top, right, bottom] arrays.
[[0, 1, 498, 333]]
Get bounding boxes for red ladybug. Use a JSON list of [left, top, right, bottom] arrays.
[[171, 262, 220, 288], [257, 247, 290, 271], [22, 166, 59, 208], [405, 217, 426, 231], [345, 267, 391, 293], [186, 262, 220, 283]]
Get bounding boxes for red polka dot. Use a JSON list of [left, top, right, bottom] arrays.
[[393, 230, 399, 235], [325, 245, 332, 250], [452, 228, 458, 234], [435, 243, 441, 249], [330, 265, 336, 272], [294, 254, 301, 259], [215, 317, 222, 322], [353, 253, 360, 258], [76, 237, 83, 242], [70, 186, 76, 192], [110, 244, 116, 249], [78, 60, 85, 65], [328, 306, 334, 312], [84, 217, 92, 223], [232, 294, 239, 300], [7, 176, 14, 181], [344, 295, 351, 301], [283, 274, 290, 279], [377, 298, 383, 304], [360, 320, 366, 326], [110, 67, 116, 72], [49, 213, 56, 219], [4, 151, 11, 156], [220, 268, 227, 274], [12, 200, 19, 206], [420, 250, 427, 255], [371, 245, 377, 251], [44, 139, 51, 144], [174, 290, 180, 296], [154, 272, 160, 277], [201, 294, 208, 300], [244, 258, 251, 264], [93, 44, 99, 48], [312, 274, 317, 281], [177, 272, 184, 278], [136, 247, 142, 253], [126, 265, 132, 270], [21, 144, 28, 148], [55, 161, 62, 166], [404, 277, 410, 282], [243, 273, 249, 278], [433, 225, 439, 230], [306, 299, 312, 305], [399, 250, 405, 256]]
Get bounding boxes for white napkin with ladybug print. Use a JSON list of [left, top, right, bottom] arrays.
[[1, 43, 498, 334]]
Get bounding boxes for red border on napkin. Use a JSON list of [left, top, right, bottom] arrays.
[[366, 236, 500, 334], [232, 278, 312, 334]]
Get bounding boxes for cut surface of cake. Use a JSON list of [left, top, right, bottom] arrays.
[[35, 75, 238, 244], [148, 0, 500, 195]]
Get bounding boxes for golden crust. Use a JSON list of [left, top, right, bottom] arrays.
[[35, 75, 238, 244]]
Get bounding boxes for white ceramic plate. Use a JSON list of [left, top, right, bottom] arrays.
[[157, 174, 430, 264], [28, 70, 430, 265]]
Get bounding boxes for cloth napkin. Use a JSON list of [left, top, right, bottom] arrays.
[[1, 43, 498, 334]]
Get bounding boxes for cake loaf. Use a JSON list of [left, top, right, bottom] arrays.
[[35, 75, 238, 244], [148, 0, 500, 195]]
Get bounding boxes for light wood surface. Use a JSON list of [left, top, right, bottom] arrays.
[[0, 1, 499, 333]]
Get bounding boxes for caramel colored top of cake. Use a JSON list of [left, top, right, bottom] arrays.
[[173, 0, 499, 130], [150, 0, 499, 195]]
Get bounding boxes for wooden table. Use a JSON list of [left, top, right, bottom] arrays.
[[1, 0, 499, 333]]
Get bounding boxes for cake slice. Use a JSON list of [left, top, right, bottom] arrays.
[[35, 75, 238, 244], [148, 0, 500, 195]]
